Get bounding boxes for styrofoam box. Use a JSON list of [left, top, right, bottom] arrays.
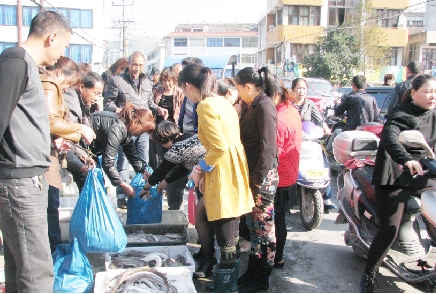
[[59, 207, 74, 242], [118, 210, 188, 227], [104, 245, 195, 275], [93, 267, 196, 293]]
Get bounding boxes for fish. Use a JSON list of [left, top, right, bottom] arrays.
[[108, 268, 178, 293]]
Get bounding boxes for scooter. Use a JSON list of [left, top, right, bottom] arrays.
[[335, 130, 436, 289], [295, 122, 330, 230]]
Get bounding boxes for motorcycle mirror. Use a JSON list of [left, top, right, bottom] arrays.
[[325, 108, 335, 119], [398, 130, 435, 159]]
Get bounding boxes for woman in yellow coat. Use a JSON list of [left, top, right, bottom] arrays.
[[179, 64, 254, 292]]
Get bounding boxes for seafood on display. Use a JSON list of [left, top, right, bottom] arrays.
[[127, 232, 183, 243], [107, 268, 178, 293], [109, 250, 189, 269]]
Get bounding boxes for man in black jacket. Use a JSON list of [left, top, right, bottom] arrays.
[[0, 11, 71, 292], [334, 75, 379, 131], [386, 61, 421, 117], [103, 51, 167, 208], [325, 75, 378, 154]]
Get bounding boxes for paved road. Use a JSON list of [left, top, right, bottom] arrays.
[[194, 173, 431, 293]]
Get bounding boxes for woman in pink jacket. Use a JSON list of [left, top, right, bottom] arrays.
[[272, 79, 302, 268]]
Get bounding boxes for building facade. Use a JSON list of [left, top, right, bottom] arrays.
[[258, 0, 410, 76], [0, 0, 104, 71], [146, 23, 259, 75], [404, 4, 436, 75]]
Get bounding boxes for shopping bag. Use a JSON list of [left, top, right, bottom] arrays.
[[70, 168, 127, 253], [52, 238, 94, 293], [126, 172, 163, 225]]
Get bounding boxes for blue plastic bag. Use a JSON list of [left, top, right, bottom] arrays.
[[70, 168, 127, 253], [126, 172, 163, 225], [52, 238, 94, 293]]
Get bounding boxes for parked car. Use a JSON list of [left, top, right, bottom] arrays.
[[282, 77, 336, 112], [335, 86, 394, 118]]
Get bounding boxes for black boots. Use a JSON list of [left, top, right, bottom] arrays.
[[360, 271, 376, 293], [193, 258, 214, 278], [238, 256, 272, 293], [237, 255, 258, 285]]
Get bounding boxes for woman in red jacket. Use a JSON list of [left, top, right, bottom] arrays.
[[273, 79, 302, 268]]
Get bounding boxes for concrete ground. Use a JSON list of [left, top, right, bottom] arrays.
[[0, 170, 432, 293]]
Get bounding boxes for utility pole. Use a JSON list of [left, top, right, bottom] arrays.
[[112, 0, 134, 58], [17, 0, 22, 46]]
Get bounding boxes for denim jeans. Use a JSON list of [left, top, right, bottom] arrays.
[[116, 146, 130, 199], [133, 132, 150, 168], [167, 174, 189, 210], [0, 176, 54, 292], [47, 185, 61, 253]]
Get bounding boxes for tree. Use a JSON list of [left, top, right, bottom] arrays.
[[303, 27, 360, 86], [354, 0, 391, 79]]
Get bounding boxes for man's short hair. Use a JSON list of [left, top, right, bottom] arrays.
[[407, 61, 421, 75], [28, 10, 71, 38], [128, 51, 145, 63], [352, 75, 366, 90], [181, 57, 204, 67]]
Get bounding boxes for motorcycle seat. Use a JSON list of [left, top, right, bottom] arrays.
[[354, 165, 376, 204]]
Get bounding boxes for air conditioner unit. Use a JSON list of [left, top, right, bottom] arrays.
[[268, 59, 272, 64], [269, 25, 274, 30], [398, 23, 406, 29]]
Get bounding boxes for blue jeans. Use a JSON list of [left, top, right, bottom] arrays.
[[47, 185, 61, 253], [116, 146, 130, 198], [133, 132, 150, 168], [323, 185, 332, 200], [0, 176, 54, 292]]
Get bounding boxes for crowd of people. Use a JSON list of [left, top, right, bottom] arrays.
[[0, 10, 435, 294]]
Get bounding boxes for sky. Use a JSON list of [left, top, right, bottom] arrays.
[[106, 0, 267, 37], [105, 0, 428, 39]]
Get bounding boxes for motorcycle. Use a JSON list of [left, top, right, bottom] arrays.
[[294, 121, 330, 230], [335, 129, 436, 289]]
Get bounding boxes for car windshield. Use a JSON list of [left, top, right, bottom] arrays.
[[283, 81, 326, 97], [308, 80, 334, 97]]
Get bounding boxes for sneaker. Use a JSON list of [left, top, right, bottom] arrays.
[[360, 272, 375, 293], [117, 198, 127, 209], [324, 203, 337, 213]]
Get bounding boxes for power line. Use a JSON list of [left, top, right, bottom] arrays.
[[266, 0, 435, 49]]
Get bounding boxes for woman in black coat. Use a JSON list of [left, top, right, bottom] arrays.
[[361, 74, 436, 292], [89, 103, 155, 198], [235, 67, 278, 293]]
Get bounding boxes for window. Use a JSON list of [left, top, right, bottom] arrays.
[[224, 38, 240, 47], [277, 8, 283, 26], [147, 51, 158, 61], [242, 37, 258, 47], [410, 21, 423, 27], [0, 5, 17, 26], [46, 8, 92, 28], [207, 38, 223, 47], [23, 6, 39, 26], [377, 10, 400, 28], [192, 28, 203, 32], [289, 6, 320, 26], [64, 44, 92, 63], [0, 42, 16, 53], [328, 7, 352, 26], [390, 48, 399, 66], [174, 38, 187, 47], [422, 48, 436, 70], [190, 38, 205, 47], [241, 54, 257, 64]]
